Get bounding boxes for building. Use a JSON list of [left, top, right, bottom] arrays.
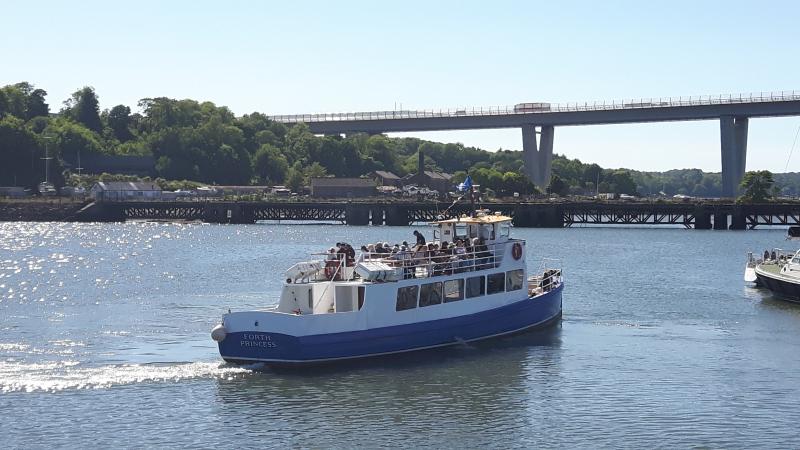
[[371, 170, 402, 187], [401, 150, 453, 193], [310, 178, 377, 198], [90, 181, 162, 202]]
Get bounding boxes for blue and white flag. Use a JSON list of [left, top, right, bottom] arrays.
[[457, 175, 473, 192]]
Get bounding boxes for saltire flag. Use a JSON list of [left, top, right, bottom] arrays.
[[457, 175, 473, 192]]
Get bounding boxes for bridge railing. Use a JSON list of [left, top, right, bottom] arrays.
[[269, 90, 800, 123]]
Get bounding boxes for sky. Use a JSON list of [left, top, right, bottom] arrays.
[[3, 0, 800, 172]]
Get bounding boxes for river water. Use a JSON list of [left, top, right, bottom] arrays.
[[1, 222, 799, 448]]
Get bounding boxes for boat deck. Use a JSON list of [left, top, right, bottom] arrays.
[[757, 263, 782, 275]]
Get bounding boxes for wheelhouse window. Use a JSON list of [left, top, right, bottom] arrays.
[[506, 269, 524, 291], [419, 282, 443, 307], [499, 223, 510, 238], [487, 273, 505, 295], [444, 279, 464, 303], [466, 275, 485, 298], [396, 286, 418, 311]]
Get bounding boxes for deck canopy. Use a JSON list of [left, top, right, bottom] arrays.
[[430, 211, 512, 244]]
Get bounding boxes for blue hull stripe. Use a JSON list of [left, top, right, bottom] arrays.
[[219, 284, 563, 364]]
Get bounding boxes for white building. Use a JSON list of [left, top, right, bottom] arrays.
[[90, 181, 162, 202]]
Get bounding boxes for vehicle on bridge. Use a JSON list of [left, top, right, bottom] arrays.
[[514, 102, 551, 113], [211, 210, 563, 365]]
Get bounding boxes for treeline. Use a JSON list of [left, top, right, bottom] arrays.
[[3, 81, 800, 198]]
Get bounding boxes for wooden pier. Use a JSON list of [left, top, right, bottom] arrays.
[[70, 200, 800, 230]]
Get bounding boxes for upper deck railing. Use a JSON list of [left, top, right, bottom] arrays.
[[269, 90, 800, 124]]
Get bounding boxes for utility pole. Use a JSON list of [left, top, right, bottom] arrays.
[[41, 136, 53, 183]]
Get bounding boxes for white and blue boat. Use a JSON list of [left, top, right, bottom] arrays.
[[211, 210, 563, 365]]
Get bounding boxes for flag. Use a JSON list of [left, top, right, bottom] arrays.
[[457, 175, 473, 192]]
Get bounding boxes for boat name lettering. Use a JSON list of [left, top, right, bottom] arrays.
[[240, 334, 277, 348]]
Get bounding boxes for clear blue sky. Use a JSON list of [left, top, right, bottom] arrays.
[[3, 0, 800, 172]]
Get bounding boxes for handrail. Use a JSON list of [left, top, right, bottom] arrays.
[[268, 90, 800, 123], [359, 240, 510, 279]]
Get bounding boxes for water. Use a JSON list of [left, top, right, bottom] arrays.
[[2, 222, 800, 448]]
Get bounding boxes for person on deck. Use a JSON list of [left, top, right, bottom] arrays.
[[413, 230, 426, 249]]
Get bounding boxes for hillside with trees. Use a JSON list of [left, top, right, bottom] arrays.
[[3, 81, 800, 198]]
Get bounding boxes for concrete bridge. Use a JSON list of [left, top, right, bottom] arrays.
[[270, 91, 800, 197]]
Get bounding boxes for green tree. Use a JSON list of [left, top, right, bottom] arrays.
[[738, 170, 775, 203], [547, 174, 569, 196], [64, 86, 102, 132], [252, 144, 289, 183], [285, 164, 305, 192], [107, 104, 134, 142]]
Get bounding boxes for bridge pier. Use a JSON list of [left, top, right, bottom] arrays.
[[720, 116, 749, 198], [384, 205, 410, 226], [522, 125, 554, 189], [345, 205, 370, 226], [370, 208, 384, 225], [694, 208, 712, 230]]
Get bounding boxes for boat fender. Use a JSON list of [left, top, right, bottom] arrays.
[[512, 242, 523, 260], [211, 324, 227, 342]]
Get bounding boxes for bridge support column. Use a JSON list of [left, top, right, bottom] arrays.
[[694, 207, 712, 230], [713, 213, 728, 230], [720, 116, 748, 198], [522, 125, 554, 189], [345, 205, 369, 226]]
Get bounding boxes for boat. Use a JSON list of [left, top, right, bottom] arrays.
[[211, 210, 564, 365], [788, 226, 800, 240], [745, 248, 800, 302]]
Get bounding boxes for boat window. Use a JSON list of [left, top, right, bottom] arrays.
[[455, 223, 467, 239], [506, 269, 524, 291], [487, 273, 505, 295], [444, 279, 464, 302], [419, 282, 443, 307], [466, 275, 485, 298], [499, 223, 510, 238], [396, 286, 418, 311], [480, 225, 492, 240], [358, 286, 365, 310]]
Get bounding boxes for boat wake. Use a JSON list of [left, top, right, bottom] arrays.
[[0, 360, 252, 393]]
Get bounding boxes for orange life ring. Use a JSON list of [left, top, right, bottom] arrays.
[[512, 242, 522, 260]]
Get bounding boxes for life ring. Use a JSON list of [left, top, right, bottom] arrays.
[[512, 242, 523, 260]]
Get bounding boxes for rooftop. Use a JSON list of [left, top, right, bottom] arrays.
[[93, 181, 161, 191], [310, 177, 376, 187]]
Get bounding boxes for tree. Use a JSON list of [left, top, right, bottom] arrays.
[[107, 104, 134, 141], [252, 144, 288, 183], [25, 88, 49, 119], [64, 86, 102, 132], [547, 174, 569, 196], [285, 164, 305, 192], [738, 170, 775, 203]]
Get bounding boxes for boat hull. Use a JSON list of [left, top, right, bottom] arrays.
[[218, 283, 563, 365], [755, 267, 800, 303]]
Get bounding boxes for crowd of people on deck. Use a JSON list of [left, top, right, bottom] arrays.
[[324, 231, 495, 280]]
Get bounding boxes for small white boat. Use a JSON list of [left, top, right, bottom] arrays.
[[211, 210, 563, 365], [746, 248, 800, 303]]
